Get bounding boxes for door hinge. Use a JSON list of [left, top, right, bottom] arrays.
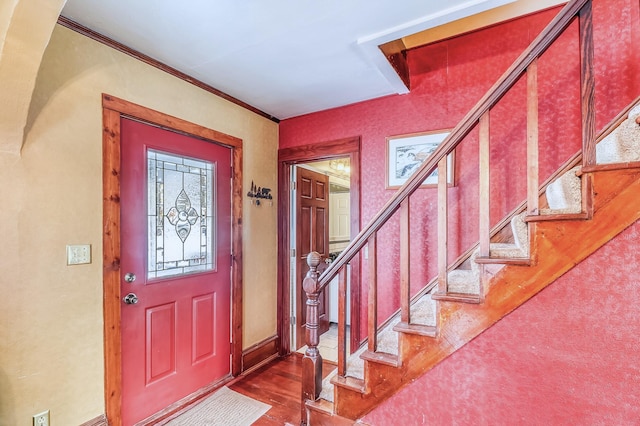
[[292, 181, 297, 190], [292, 316, 296, 326], [291, 248, 296, 258]]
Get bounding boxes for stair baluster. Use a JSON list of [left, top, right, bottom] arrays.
[[367, 235, 378, 353], [337, 266, 348, 376], [479, 112, 491, 261], [400, 200, 410, 324], [437, 156, 448, 295], [527, 59, 540, 216], [579, 0, 597, 168]]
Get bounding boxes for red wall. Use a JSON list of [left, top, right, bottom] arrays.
[[280, 1, 640, 338], [362, 219, 640, 424]]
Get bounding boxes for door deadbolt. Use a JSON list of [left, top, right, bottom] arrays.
[[124, 272, 136, 283], [123, 293, 139, 305]]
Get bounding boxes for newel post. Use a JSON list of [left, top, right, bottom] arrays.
[[301, 251, 323, 424]]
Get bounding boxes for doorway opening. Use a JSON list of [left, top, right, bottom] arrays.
[[277, 137, 361, 358], [292, 159, 352, 360]]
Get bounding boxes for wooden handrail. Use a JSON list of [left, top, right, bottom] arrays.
[[315, 0, 590, 292]]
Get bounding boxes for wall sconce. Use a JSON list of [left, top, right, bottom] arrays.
[[247, 181, 273, 206]]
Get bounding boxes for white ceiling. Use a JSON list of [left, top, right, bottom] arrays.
[[61, 0, 516, 120]]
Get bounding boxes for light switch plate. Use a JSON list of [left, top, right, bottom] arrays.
[[67, 244, 91, 265]]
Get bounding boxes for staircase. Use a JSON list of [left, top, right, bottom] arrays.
[[298, 0, 640, 424]]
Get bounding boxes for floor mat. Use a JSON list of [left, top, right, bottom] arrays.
[[164, 386, 271, 425]]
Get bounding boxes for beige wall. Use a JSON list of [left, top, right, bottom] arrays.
[[0, 23, 278, 426], [0, 0, 67, 155]]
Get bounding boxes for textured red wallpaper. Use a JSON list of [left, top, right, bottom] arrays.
[[362, 219, 640, 425], [279, 0, 640, 339]]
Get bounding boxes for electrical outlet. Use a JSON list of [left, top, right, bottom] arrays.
[[33, 410, 49, 426], [67, 244, 91, 265]]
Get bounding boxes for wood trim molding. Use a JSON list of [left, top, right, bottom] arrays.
[[102, 94, 243, 148], [230, 144, 244, 377], [102, 106, 122, 425], [102, 94, 243, 425], [379, 40, 410, 91], [277, 137, 361, 355], [242, 335, 280, 373], [278, 137, 360, 162], [59, 16, 278, 123]]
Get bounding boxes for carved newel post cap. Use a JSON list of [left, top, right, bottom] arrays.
[[306, 251, 322, 269], [303, 252, 322, 294]]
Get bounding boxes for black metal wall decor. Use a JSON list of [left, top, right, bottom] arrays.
[[247, 181, 273, 206]]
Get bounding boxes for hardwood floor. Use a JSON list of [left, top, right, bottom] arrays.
[[229, 353, 335, 425]]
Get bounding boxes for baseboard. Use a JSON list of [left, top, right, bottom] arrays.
[[242, 334, 279, 373], [79, 414, 108, 426]]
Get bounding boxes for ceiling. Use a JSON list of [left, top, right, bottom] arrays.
[[60, 0, 519, 120]]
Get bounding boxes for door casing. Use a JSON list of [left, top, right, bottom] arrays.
[[277, 136, 361, 355], [102, 94, 244, 426]]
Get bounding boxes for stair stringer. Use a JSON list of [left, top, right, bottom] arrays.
[[329, 167, 640, 421]]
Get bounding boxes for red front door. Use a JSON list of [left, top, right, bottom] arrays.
[[120, 118, 232, 425]]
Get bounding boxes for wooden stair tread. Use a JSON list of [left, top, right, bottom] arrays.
[[306, 399, 355, 426], [475, 256, 531, 265], [431, 291, 482, 304], [360, 350, 401, 368], [330, 374, 366, 393], [306, 398, 333, 413], [581, 162, 640, 174], [525, 212, 590, 222], [393, 321, 437, 337]]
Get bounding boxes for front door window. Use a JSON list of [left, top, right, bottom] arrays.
[[147, 149, 215, 279]]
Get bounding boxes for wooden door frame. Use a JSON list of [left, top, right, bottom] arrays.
[[277, 136, 361, 355], [102, 94, 243, 426]]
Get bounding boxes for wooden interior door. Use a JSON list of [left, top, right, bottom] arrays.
[[295, 167, 330, 350], [120, 118, 232, 425]]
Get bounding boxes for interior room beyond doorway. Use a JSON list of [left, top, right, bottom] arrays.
[[293, 157, 351, 362]]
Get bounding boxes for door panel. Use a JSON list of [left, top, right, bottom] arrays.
[[315, 206, 327, 255], [146, 303, 176, 384], [295, 167, 330, 350], [120, 118, 231, 425], [192, 294, 216, 363]]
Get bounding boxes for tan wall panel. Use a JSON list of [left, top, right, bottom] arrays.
[[0, 24, 277, 425]]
